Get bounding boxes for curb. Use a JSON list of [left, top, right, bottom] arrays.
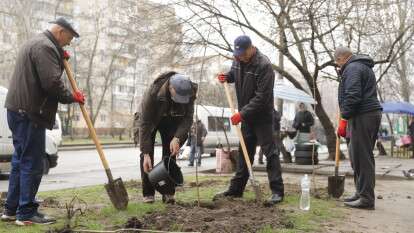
[[59, 142, 161, 151], [199, 165, 407, 181], [252, 165, 407, 181]]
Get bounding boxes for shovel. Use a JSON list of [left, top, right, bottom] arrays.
[[328, 116, 345, 198], [222, 82, 262, 202], [63, 58, 129, 210]]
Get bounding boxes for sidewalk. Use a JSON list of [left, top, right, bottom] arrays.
[[253, 155, 414, 180]]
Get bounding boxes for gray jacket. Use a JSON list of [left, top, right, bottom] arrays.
[[5, 31, 74, 129]]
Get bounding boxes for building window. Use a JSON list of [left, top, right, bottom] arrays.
[[100, 114, 106, 122]]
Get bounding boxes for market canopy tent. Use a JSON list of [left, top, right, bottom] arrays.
[[273, 83, 316, 104], [381, 101, 414, 115]]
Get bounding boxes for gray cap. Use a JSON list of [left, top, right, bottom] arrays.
[[169, 74, 192, 104], [49, 17, 79, 38]]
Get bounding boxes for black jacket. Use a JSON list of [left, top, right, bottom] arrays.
[[338, 55, 382, 120], [137, 71, 198, 154], [226, 49, 275, 124], [293, 110, 314, 133], [5, 31, 74, 129]]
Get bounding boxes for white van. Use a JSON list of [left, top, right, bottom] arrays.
[[0, 86, 61, 175], [181, 105, 239, 158]]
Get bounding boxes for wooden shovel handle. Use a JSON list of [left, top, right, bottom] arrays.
[[63, 59, 114, 182], [223, 82, 255, 179], [335, 113, 341, 175]]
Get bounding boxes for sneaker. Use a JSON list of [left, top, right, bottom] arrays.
[[162, 195, 175, 204], [143, 196, 155, 203], [15, 213, 56, 226], [1, 212, 16, 222], [188, 163, 194, 167]]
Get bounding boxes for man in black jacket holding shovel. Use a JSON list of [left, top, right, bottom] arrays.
[[1, 17, 85, 225], [137, 72, 197, 204], [335, 47, 382, 210], [214, 35, 284, 205]]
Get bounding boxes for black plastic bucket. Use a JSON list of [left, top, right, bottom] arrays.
[[148, 157, 183, 195]]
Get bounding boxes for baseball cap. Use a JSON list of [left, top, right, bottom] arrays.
[[233, 35, 252, 56], [169, 74, 193, 104], [49, 17, 80, 38]]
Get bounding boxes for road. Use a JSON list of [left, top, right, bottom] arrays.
[[0, 147, 217, 192]]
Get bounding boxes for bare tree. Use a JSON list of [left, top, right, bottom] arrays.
[[174, 0, 414, 159]]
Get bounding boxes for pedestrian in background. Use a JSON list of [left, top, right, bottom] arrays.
[[188, 119, 207, 167], [292, 103, 314, 144], [409, 116, 414, 158]]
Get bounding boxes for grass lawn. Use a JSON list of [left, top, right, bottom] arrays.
[[0, 176, 344, 233]]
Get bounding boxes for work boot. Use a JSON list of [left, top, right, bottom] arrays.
[[15, 212, 56, 226], [344, 198, 375, 210], [265, 193, 284, 206], [143, 196, 155, 204], [343, 193, 360, 203], [212, 190, 242, 201], [162, 195, 175, 204], [1, 210, 16, 222]]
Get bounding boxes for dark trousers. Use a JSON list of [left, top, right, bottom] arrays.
[[5, 110, 45, 220], [229, 122, 284, 196], [348, 111, 381, 204], [140, 117, 187, 197], [258, 131, 292, 163]]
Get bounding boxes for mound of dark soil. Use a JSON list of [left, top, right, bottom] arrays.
[[139, 199, 293, 233]]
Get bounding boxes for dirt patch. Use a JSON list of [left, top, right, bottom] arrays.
[[187, 179, 223, 188], [138, 199, 293, 233], [41, 196, 61, 208]]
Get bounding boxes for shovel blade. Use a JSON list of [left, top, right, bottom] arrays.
[[105, 177, 129, 210], [328, 175, 345, 198], [250, 179, 262, 202]]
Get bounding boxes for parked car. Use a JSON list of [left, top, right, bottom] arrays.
[[0, 86, 62, 175], [180, 105, 239, 158]]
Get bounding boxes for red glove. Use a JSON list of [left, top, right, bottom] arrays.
[[231, 112, 242, 125], [63, 50, 70, 60], [337, 119, 348, 138], [72, 91, 85, 105], [217, 73, 228, 83]]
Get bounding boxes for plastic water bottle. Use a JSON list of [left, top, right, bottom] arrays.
[[300, 174, 310, 211]]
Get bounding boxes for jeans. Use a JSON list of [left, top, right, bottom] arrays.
[[5, 110, 46, 220], [189, 143, 201, 165]]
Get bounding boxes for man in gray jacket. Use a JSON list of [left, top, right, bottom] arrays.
[[1, 17, 85, 225]]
